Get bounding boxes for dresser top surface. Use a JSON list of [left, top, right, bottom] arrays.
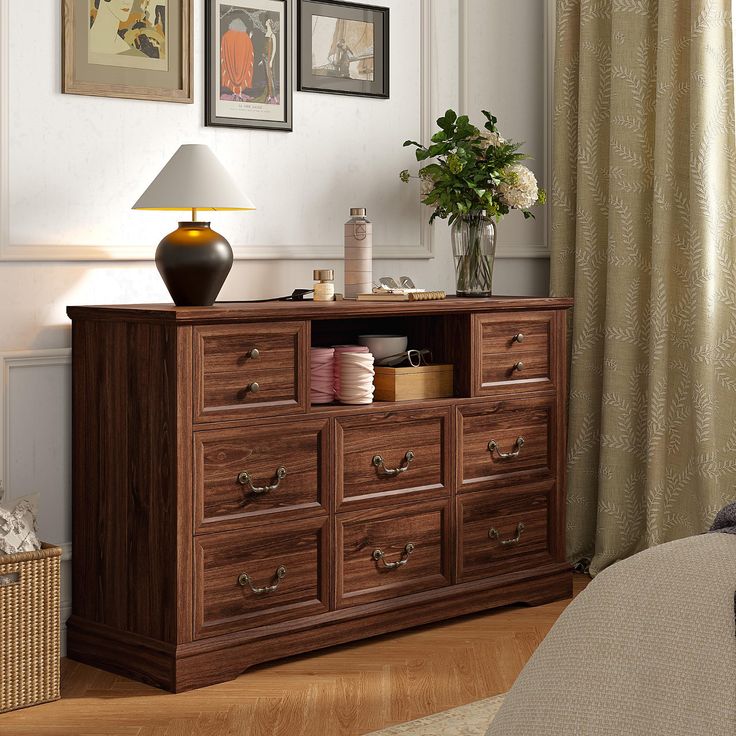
[[67, 296, 573, 323]]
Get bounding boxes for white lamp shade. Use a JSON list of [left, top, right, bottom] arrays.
[[133, 144, 255, 211]]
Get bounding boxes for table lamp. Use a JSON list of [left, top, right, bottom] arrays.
[[133, 144, 255, 307]]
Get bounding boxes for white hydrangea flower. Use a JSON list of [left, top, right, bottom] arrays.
[[498, 164, 539, 210], [477, 129, 505, 151]]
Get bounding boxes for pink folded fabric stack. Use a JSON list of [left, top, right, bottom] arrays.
[[310, 347, 336, 404]]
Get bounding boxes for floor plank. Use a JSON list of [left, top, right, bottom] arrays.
[[0, 576, 588, 736]]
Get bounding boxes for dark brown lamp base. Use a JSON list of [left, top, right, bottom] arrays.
[[155, 222, 233, 307]]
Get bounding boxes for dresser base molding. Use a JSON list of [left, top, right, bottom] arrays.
[[67, 564, 571, 693]]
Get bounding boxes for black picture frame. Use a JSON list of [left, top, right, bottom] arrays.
[[297, 0, 389, 99], [205, 0, 293, 131]]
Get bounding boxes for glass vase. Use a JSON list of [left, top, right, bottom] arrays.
[[451, 213, 497, 297]]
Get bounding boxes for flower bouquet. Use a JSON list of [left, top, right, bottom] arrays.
[[400, 110, 545, 296]]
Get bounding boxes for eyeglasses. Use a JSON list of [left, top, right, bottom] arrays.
[[376, 349, 433, 367], [376, 276, 417, 290]]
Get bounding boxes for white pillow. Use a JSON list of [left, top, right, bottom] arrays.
[[0, 495, 41, 554]]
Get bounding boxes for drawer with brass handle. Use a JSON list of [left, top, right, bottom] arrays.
[[473, 312, 555, 393], [335, 408, 450, 510], [458, 397, 555, 492], [193, 322, 307, 422], [193, 516, 329, 639], [457, 488, 552, 583], [193, 418, 329, 532], [335, 499, 451, 608]]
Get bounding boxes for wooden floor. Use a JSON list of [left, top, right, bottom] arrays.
[[1, 577, 588, 736]]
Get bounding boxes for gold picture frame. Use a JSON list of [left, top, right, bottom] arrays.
[[62, 0, 193, 103]]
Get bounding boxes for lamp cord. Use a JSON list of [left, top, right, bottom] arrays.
[[216, 289, 315, 304]]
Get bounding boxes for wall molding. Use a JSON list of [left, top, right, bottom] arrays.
[[0, 1, 434, 262], [458, 0, 553, 261]]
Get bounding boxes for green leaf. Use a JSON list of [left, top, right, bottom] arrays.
[[403, 140, 422, 147]]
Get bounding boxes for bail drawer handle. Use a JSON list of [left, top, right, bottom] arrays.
[[489, 522, 525, 546], [238, 565, 287, 594], [238, 466, 287, 495], [372, 543, 415, 570], [487, 436, 525, 460], [372, 451, 415, 477]]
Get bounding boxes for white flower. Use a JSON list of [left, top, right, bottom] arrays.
[[477, 129, 505, 151], [498, 164, 539, 210]]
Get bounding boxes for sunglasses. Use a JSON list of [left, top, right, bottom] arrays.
[[376, 349, 433, 367], [376, 276, 417, 290]]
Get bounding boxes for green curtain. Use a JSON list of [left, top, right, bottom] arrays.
[[551, 0, 736, 574]]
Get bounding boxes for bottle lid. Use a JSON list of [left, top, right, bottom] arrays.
[[313, 269, 335, 281], [350, 207, 367, 217]]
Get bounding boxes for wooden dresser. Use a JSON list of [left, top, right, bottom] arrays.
[[66, 297, 573, 692]]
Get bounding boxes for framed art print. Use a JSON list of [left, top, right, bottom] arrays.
[[205, 0, 293, 131], [62, 0, 193, 102], [298, 0, 389, 99]]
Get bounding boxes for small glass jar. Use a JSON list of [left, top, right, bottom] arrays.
[[313, 269, 335, 302]]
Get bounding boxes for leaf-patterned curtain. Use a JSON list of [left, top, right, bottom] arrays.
[[551, 0, 736, 574]]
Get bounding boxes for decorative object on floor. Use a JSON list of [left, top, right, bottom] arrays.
[[357, 334, 408, 361], [0, 544, 62, 713], [344, 208, 373, 299], [205, 0, 293, 131], [313, 269, 336, 301], [335, 349, 375, 405], [62, 0, 193, 103], [400, 110, 545, 297], [298, 0, 389, 98], [310, 347, 336, 403], [133, 144, 255, 307], [487, 534, 736, 736], [367, 693, 505, 736], [0, 494, 41, 555]]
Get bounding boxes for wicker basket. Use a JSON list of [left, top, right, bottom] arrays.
[[0, 543, 61, 713]]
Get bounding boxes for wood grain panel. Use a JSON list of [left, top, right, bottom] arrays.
[[194, 516, 329, 639], [194, 418, 328, 532], [457, 486, 554, 582], [193, 322, 307, 422], [458, 396, 556, 491], [335, 408, 450, 509], [472, 312, 555, 393], [335, 500, 451, 608]]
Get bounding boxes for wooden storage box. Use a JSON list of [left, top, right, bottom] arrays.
[[0, 544, 61, 713], [374, 364, 454, 402]]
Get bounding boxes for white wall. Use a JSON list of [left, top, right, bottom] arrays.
[[0, 0, 550, 646]]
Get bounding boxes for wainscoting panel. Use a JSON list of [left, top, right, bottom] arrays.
[[0, 349, 72, 652]]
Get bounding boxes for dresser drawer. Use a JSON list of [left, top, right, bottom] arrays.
[[194, 517, 329, 639], [458, 396, 555, 491], [457, 488, 553, 582], [335, 500, 451, 608], [194, 418, 329, 532], [193, 322, 307, 422], [335, 408, 450, 510], [473, 312, 554, 393]]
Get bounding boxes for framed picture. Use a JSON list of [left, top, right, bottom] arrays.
[[62, 0, 193, 103], [298, 0, 389, 99], [205, 0, 293, 131]]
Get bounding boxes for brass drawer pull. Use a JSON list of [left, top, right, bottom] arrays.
[[238, 565, 287, 594], [247, 348, 260, 360], [372, 543, 415, 570], [489, 522, 525, 546], [238, 466, 287, 495], [246, 381, 261, 393], [512, 333, 525, 344], [488, 436, 525, 460], [372, 451, 415, 477], [512, 361, 525, 372]]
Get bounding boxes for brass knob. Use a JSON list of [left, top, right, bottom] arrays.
[[248, 382, 261, 393], [513, 333, 525, 344], [248, 348, 260, 360], [513, 361, 524, 372]]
